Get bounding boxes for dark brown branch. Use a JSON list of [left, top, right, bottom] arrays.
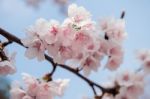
[[120, 10, 125, 19], [2, 41, 13, 47], [0, 27, 119, 97], [0, 28, 24, 46]]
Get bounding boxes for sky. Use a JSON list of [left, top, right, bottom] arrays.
[[0, 0, 150, 99]]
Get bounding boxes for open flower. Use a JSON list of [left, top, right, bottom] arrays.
[[23, 37, 46, 61], [68, 4, 91, 22], [80, 56, 100, 75], [105, 56, 123, 71], [10, 73, 69, 99], [115, 71, 144, 99]]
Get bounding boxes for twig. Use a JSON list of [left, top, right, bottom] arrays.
[[120, 10, 125, 19]]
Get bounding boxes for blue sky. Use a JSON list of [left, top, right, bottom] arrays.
[[0, 0, 150, 99]]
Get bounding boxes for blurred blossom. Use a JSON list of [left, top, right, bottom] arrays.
[[10, 73, 70, 99], [25, 0, 45, 8]]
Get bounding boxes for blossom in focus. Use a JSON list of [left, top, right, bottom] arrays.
[[22, 3, 127, 75], [10, 73, 69, 99], [21, 18, 49, 61]]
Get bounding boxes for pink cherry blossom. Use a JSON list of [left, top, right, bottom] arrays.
[[23, 37, 46, 61], [47, 43, 60, 58], [35, 83, 53, 99], [21, 3, 127, 75], [22, 73, 39, 96], [107, 43, 124, 57], [81, 56, 100, 75], [68, 4, 91, 22], [44, 20, 60, 45], [116, 71, 144, 86], [10, 73, 69, 99], [136, 49, 150, 73], [100, 18, 127, 42], [10, 82, 26, 99], [0, 51, 16, 75], [136, 49, 150, 61], [105, 56, 123, 71], [115, 71, 144, 99]]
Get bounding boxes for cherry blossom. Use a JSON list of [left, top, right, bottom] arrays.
[[80, 56, 100, 75], [44, 20, 60, 45], [25, 0, 45, 8], [0, 50, 16, 75], [115, 71, 145, 99], [1, 2, 150, 99], [21, 3, 126, 75], [10, 73, 69, 99], [10, 87, 26, 99], [21, 18, 49, 61], [100, 18, 127, 42], [136, 49, 150, 73], [68, 4, 91, 22], [105, 56, 123, 71]]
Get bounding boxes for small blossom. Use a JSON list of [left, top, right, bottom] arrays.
[[136, 49, 150, 73], [23, 37, 46, 61], [68, 4, 91, 22], [115, 71, 144, 99], [0, 51, 16, 75], [100, 18, 127, 42], [44, 20, 60, 44], [105, 56, 123, 71], [81, 56, 100, 75]]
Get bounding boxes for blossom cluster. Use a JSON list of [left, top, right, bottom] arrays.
[[0, 2, 150, 99], [84, 70, 145, 99], [22, 4, 127, 75], [10, 73, 69, 99], [114, 71, 144, 99]]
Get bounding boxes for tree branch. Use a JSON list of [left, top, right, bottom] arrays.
[[0, 27, 119, 98]]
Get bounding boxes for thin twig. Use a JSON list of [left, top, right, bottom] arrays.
[[120, 10, 125, 19]]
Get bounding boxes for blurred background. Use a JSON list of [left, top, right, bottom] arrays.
[[0, 0, 150, 99]]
